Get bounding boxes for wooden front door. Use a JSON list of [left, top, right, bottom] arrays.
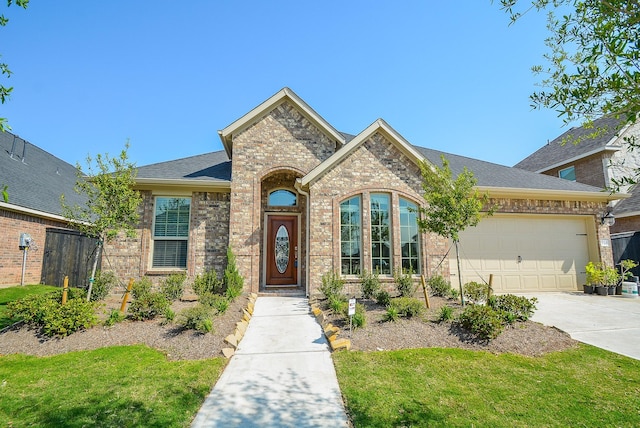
[[266, 215, 298, 286]]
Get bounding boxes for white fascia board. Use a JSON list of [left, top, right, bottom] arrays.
[[0, 201, 74, 223], [218, 87, 345, 158], [300, 118, 427, 187], [612, 210, 640, 219], [535, 145, 621, 173], [476, 186, 629, 203], [134, 178, 231, 191]]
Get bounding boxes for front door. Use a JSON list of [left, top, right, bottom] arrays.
[[266, 215, 298, 286]]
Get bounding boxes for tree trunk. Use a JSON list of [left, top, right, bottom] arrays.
[[455, 240, 465, 307], [86, 239, 102, 302]]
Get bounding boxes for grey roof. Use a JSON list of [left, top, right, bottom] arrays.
[[136, 151, 231, 182], [0, 131, 85, 217], [514, 116, 624, 171], [417, 146, 606, 193], [613, 185, 640, 215]]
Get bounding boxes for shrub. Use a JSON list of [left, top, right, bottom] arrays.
[[328, 294, 347, 314], [394, 268, 416, 297], [199, 293, 230, 314], [160, 273, 186, 301], [132, 277, 153, 300], [128, 292, 169, 321], [41, 298, 100, 337], [345, 303, 366, 329], [438, 305, 454, 322], [459, 304, 504, 340], [382, 305, 400, 322], [224, 247, 244, 301], [428, 275, 453, 297], [463, 281, 490, 304], [450, 287, 460, 300], [193, 269, 224, 298], [163, 308, 176, 324], [90, 270, 116, 301], [320, 270, 345, 299], [389, 297, 423, 318], [375, 289, 391, 307], [7, 288, 86, 326], [104, 309, 126, 327], [359, 269, 381, 299], [177, 304, 215, 333], [488, 294, 538, 323]]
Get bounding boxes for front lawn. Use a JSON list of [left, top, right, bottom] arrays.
[[334, 346, 640, 427], [0, 345, 225, 427], [0, 284, 58, 329]]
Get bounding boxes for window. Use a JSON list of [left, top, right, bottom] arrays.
[[558, 166, 576, 181], [152, 197, 191, 268], [340, 196, 361, 275], [370, 193, 391, 274], [399, 198, 420, 273], [268, 189, 297, 206]]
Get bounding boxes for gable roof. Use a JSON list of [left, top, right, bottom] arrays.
[[135, 151, 231, 190], [0, 131, 86, 219], [300, 118, 424, 187], [612, 184, 640, 217], [514, 116, 625, 172], [218, 87, 345, 158]]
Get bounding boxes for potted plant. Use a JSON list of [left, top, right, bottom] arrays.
[[584, 262, 602, 295], [603, 265, 621, 295]]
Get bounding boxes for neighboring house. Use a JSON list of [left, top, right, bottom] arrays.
[[514, 115, 640, 234], [104, 88, 619, 295], [0, 131, 91, 286]]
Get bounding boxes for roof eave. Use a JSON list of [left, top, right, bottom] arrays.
[[534, 145, 621, 173], [134, 178, 231, 192], [218, 87, 346, 159], [476, 186, 628, 203]]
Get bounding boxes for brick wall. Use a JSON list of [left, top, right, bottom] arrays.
[[0, 209, 70, 286], [229, 101, 337, 293], [103, 190, 230, 286], [544, 154, 607, 188]]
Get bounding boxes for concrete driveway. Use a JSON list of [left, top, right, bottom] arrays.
[[524, 292, 640, 360]]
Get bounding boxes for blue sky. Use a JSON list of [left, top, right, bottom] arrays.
[[2, 1, 565, 168]]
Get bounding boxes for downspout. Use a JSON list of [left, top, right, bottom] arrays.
[[295, 179, 311, 298]]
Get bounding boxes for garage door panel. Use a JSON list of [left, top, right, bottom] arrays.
[[452, 216, 589, 293]]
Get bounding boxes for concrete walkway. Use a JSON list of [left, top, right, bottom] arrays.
[[191, 297, 349, 428], [526, 292, 640, 360]]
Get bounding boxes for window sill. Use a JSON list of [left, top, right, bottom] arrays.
[[145, 269, 187, 276]]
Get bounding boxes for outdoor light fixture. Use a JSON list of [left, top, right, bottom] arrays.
[[601, 211, 615, 227]]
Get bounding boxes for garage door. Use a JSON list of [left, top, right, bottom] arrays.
[[450, 215, 592, 292]]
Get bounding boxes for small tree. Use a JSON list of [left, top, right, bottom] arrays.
[[61, 143, 141, 301], [416, 155, 492, 306]]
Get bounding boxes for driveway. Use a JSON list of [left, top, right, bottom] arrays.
[[524, 292, 640, 360]]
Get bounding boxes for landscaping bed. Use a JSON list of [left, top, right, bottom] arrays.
[[317, 295, 578, 357], [1, 288, 576, 360]]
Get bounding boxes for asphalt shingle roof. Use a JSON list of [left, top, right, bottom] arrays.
[[514, 116, 624, 172], [135, 151, 231, 182], [0, 131, 85, 216], [417, 146, 605, 193]]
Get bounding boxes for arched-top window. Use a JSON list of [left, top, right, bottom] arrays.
[[268, 189, 297, 206]]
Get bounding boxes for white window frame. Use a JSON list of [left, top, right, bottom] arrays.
[[558, 166, 576, 181], [150, 196, 191, 270]]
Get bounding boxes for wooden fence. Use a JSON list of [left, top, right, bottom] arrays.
[[41, 228, 101, 288]]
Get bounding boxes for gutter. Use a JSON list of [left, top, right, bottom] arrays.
[[134, 178, 231, 191], [476, 186, 629, 203]]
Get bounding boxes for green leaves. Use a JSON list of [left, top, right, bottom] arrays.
[[61, 142, 142, 242], [416, 155, 491, 242]]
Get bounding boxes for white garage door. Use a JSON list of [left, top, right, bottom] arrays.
[[451, 215, 592, 292]]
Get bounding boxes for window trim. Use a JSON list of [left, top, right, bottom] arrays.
[[150, 196, 192, 271], [399, 197, 421, 274], [370, 193, 392, 275], [339, 195, 362, 276], [268, 188, 298, 207], [558, 165, 576, 182]]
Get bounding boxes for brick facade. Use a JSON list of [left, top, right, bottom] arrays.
[[104, 190, 231, 285], [0, 209, 70, 286], [543, 154, 608, 188]]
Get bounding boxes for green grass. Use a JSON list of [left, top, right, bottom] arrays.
[[0, 284, 59, 329], [334, 346, 640, 427], [0, 345, 226, 427]]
